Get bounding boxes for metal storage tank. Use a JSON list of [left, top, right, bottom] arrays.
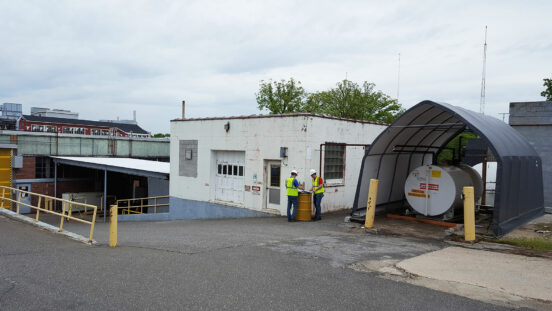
[[404, 164, 482, 216]]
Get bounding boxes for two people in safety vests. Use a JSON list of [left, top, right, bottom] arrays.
[[309, 169, 324, 221], [286, 170, 304, 222]]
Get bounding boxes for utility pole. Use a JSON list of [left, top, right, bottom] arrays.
[[480, 26, 488, 115]]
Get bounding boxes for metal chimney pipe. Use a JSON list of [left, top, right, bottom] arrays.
[[133, 110, 136, 122], [182, 100, 186, 119]]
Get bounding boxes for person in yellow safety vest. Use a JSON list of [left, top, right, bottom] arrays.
[[310, 169, 324, 221], [286, 170, 304, 222]]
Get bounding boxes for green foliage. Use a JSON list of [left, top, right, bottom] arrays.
[[305, 80, 404, 123], [542, 77, 552, 101], [494, 237, 552, 251], [436, 132, 478, 164], [255, 78, 404, 124], [152, 133, 170, 138], [256, 78, 306, 114]]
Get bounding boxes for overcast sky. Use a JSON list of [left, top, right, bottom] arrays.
[[1, 0, 551, 133]]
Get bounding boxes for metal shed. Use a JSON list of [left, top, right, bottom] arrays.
[[352, 100, 544, 236]]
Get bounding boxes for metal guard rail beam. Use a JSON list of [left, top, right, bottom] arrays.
[[0, 186, 97, 242], [116, 196, 169, 214]]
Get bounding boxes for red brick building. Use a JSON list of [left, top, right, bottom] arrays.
[[18, 115, 150, 138]]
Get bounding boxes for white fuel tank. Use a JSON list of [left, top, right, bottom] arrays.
[[404, 164, 482, 216]]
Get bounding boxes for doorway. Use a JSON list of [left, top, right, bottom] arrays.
[[265, 160, 281, 210]]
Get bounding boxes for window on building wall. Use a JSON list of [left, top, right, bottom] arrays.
[[35, 157, 54, 178], [324, 144, 346, 182]]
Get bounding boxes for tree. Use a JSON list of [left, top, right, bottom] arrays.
[[542, 77, 552, 101], [304, 80, 404, 124], [256, 78, 306, 114], [255, 78, 404, 123]]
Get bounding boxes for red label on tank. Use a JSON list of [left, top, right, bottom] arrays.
[[428, 184, 439, 191], [420, 183, 439, 191]]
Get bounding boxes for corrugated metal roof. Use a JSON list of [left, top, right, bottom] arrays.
[[352, 100, 544, 236], [22, 115, 149, 134], [52, 157, 169, 179]]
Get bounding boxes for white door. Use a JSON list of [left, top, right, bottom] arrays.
[[265, 161, 282, 210], [215, 151, 245, 204]]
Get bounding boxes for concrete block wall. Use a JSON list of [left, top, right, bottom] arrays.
[[510, 101, 552, 208], [509, 101, 552, 125]]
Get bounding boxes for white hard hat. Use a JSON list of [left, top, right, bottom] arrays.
[[310, 169, 317, 175], [291, 170, 298, 175]]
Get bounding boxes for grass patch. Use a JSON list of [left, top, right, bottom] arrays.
[[494, 237, 552, 251]]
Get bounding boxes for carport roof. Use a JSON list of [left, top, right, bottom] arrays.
[[352, 100, 544, 236], [51, 157, 169, 179]]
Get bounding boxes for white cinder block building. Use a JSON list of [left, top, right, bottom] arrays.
[[168, 113, 386, 219]]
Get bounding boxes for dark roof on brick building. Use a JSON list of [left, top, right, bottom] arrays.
[[22, 115, 149, 134]]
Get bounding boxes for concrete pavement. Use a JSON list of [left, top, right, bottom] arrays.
[[397, 246, 552, 302], [0, 213, 516, 311]]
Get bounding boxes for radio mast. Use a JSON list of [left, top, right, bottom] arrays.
[[397, 53, 401, 104], [480, 26, 487, 115]]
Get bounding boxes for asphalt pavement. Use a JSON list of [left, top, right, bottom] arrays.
[[0, 213, 524, 310]]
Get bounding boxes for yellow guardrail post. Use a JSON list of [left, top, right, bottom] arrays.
[[59, 202, 66, 232], [0, 187, 5, 209], [463, 186, 476, 241], [16, 191, 22, 214], [364, 179, 379, 228], [35, 196, 42, 222], [109, 205, 117, 247], [89, 206, 97, 243]]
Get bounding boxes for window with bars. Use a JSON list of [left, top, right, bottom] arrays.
[[324, 144, 345, 181]]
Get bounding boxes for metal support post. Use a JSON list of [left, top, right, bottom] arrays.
[[103, 169, 107, 223], [364, 179, 379, 228], [54, 162, 57, 207]]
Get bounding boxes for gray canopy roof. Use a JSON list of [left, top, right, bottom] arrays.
[[352, 100, 544, 236]]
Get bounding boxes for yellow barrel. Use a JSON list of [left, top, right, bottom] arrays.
[[296, 192, 313, 221]]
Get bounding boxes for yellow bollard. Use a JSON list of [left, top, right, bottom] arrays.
[[463, 186, 476, 241], [109, 205, 117, 247], [364, 179, 379, 228]]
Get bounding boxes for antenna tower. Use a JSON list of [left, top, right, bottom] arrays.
[[397, 53, 401, 104], [480, 26, 487, 115]]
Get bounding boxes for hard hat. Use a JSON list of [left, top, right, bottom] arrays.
[[310, 169, 317, 175], [291, 170, 298, 175]]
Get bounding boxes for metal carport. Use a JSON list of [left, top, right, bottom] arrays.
[[52, 157, 169, 222], [352, 100, 544, 236]]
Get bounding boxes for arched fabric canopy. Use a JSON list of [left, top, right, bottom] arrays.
[[352, 100, 544, 236]]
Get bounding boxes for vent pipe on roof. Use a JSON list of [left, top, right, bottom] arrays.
[[133, 110, 136, 122], [182, 100, 186, 119]]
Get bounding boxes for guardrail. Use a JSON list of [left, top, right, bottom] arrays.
[[0, 186, 98, 243], [116, 196, 169, 215]]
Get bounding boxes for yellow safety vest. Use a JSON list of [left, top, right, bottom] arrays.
[[312, 177, 325, 194], [286, 177, 298, 196]]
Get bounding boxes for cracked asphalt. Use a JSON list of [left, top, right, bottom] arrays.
[[0, 212, 521, 310]]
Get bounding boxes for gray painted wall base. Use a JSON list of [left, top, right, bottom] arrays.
[[118, 196, 277, 222]]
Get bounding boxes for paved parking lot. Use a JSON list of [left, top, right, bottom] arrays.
[[0, 212, 516, 310]]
